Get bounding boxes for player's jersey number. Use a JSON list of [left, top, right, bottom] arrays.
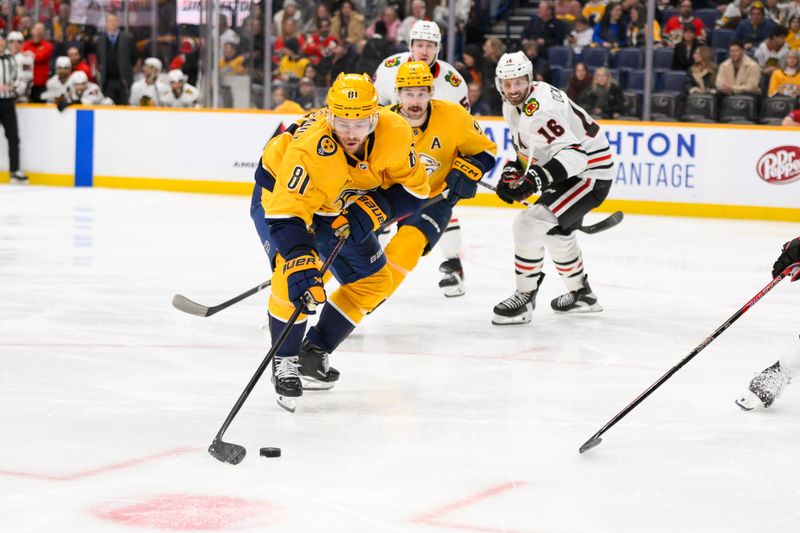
[[287, 165, 310, 195]]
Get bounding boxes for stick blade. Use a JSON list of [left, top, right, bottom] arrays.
[[208, 438, 246, 465], [579, 436, 603, 454], [172, 294, 211, 317]]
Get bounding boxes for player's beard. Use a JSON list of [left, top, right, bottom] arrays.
[[401, 104, 426, 121], [506, 92, 526, 106], [337, 134, 367, 155]]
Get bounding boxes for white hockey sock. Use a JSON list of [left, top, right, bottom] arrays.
[[514, 253, 545, 292], [439, 217, 462, 260], [545, 232, 586, 292]]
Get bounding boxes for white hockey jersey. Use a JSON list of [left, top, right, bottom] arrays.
[[374, 52, 468, 108], [14, 51, 34, 100], [161, 83, 201, 108], [129, 79, 170, 106], [41, 75, 71, 102], [502, 82, 614, 181], [69, 81, 112, 105]]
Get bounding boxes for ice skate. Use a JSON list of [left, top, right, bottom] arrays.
[[551, 275, 602, 314], [10, 171, 28, 184], [735, 361, 790, 411], [298, 339, 339, 390], [272, 355, 302, 413], [439, 258, 465, 297]]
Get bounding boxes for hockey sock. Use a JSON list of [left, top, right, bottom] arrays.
[[438, 217, 462, 260], [545, 232, 585, 291], [268, 313, 307, 357], [306, 304, 356, 354], [514, 254, 544, 292]]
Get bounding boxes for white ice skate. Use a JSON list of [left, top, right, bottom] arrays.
[[735, 361, 790, 411]]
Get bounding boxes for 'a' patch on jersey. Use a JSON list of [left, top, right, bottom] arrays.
[[523, 97, 539, 116], [385, 57, 401, 68], [317, 135, 338, 156], [430, 136, 442, 150]]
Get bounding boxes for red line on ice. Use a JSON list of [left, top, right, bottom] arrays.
[[0, 446, 197, 481]]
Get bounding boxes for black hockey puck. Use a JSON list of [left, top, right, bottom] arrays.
[[259, 447, 281, 458]]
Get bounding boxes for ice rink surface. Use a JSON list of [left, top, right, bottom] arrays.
[[1, 186, 799, 533]]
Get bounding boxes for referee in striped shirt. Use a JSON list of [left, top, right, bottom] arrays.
[[0, 32, 26, 183]]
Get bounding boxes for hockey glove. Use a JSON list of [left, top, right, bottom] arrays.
[[283, 248, 326, 314], [772, 237, 800, 281], [445, 156, 485, 206], [331, 194, 390, 243], [495, 161, 523, 204], [500, 164, 554, 202]]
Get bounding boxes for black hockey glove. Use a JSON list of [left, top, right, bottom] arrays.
[[772, 237, 800, 281], [445, 156, 484, 206], [499, 163, 554, 202], [495, 161, 523, 204]]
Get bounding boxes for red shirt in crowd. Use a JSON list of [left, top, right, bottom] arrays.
[[22, 38, 54, 86], [73, 60, 93, 82], [303, 34, 338, 64], [663, 15, 706, 42]]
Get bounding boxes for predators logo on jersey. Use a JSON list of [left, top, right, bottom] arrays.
[[317, 135, 338, 156], [384, 57, 401, 68], [418, 152, 440, 176], [444, 71, 462, 87], [523, 97, 539, 117]]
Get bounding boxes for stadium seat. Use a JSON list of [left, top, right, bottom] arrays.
[[711, 29, 735, 50], [622, 90, 643, 118], [662, 9, 677, 23], [653, 47, 674, 71], [680, 93, 717, 122], [661, 71, 688, 93], [694, 9, 720, 30], [613, 48, 644, 70], [759, 95, 796, 125], [626, 69, 645, 91], [651, 93, 680, 120], [548, 46, 574, 68], [555, 67, 572, 89], [582, 47, 611, 68], [715, 48, 728, 65], [720, 94, 758, 123]]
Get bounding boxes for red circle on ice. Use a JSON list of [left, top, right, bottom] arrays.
[[92, 494, 282, 530]]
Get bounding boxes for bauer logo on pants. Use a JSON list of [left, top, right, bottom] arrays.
[[756, 146, 800, 184]]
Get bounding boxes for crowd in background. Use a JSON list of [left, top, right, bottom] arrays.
[[0, 0, 798, 123]]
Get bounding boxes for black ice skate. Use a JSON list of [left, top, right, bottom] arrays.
[[492, 274, 543, 325], [298, 339, 339, 390], [551, 275, 602, 314], [439, 258, 465, 297], [735, 361, 791, 411], [10, 171, 28, 184], [272, 355, 302, 412]]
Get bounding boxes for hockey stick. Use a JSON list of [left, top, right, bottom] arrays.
[[208, 234, 348, 465], [172, 194, 445, 318], [579, 262, 800, 455], [476, 181, 623, 235]]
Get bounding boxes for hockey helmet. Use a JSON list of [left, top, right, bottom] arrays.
[[55, 56, 72, 69], [68, 71, 88, 86], [395, 61, 433, 89], [144, 57, 163, 72], [326, 72, 379, 119], [408, 20, 441, 59], [495, 51, 534, 99], [7, 31, 23, 43], [168, 69, 187, 83]]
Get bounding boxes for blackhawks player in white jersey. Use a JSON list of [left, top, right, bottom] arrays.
[[374, 20, 472, 297], [736, 237, 800, 411], [491, 51, 614, 325]]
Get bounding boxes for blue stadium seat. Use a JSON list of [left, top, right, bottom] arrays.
[[613, 48, 644, 70], [715, 48, 728, 64], [582, 47, 611, 68], [661, 70, 688, 93], [711, 29, 735, 50], [627, 69, 645, 91], [555, 67, 572, 89], [694, 8, 719, 30], [661, 9, 677, 24], [547, 46, 574, 68], [653, 47, 674, 70]]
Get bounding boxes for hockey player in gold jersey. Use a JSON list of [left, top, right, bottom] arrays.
[[384, 62, 497, 297], [250, 73, 429, 399]]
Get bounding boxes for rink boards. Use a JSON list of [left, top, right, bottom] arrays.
[[6, 103, 800, 221]]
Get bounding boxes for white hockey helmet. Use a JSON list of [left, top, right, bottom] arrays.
[[68, 71, 88, 85], [55, 56, 72, 69], [144, 57, 163, 72], [168, 69, 187, 83], [408, 20, 441, 58], [7, 31, 24, 43], [494, 51, 534, 99]]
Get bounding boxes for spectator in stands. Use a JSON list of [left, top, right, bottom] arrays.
[[627, 3, 662, 47], [220, 42, 247, 77], [566, 61, 593, 101], [129, 57, 169, 107], [278, 37, 310, 82], [304, 4, 331, 34], [784, 0, 800, 25], [716, 40, 762, 95], [398, 0, 427, 45], [50, 1, 77, 57], [567, 16, 595, 54], [663, 0, 706, 46], [718, 0, 754, 30], [95, 13, 136, 106], [17, 15, 33, 41], [457, 44, 487, 86], [218, 14, 240, 50], [274, 0, 303, 37], [767, 48, 800, 95], [42, 56, 73, 104], [358, 0, 389, 27], [355, 20, 391, 76], [578, 66, 624, 118], [686, 45, 718, 94], [317, 40, 355, 85], [67, 46, 93, 82], [755, 25, 790, 76], [673, 24, 700, 71], [483, 37, 506, 66], [734, 2, 776, 49], [8, 32, 33, 102], [555, 0, 582, 22], [593, 2, 626, 49], [367, 6, 401, 43], [783, 107, 800, 124], [163, 69, 200, 108], [294, 77, 318, 110], [304, 62, 325, 87], [271, 85, 304, 113], [332, 1, 367, 45], [467, 81, 492, 115], [275, 18, 307, 56], [582, 0, 608, 25], [22, 22, 53, 103], [764, 0, 783, 25], [521, 1, 567, 52], [788, 16, 800, 49], [304, 18, 337, 65], [522, 41, 553, 83]]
